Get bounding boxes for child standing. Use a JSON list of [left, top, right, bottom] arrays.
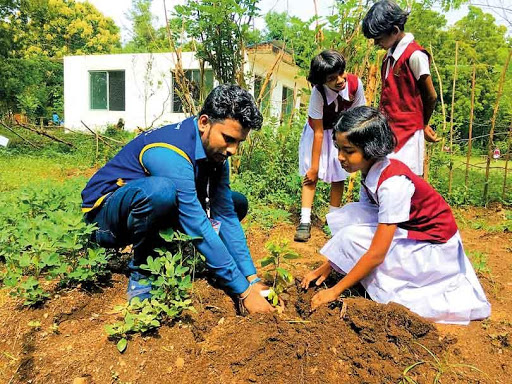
[[362, 0, 439, 176], [301, 107, 490, 324], [295, 50, 366, 242]]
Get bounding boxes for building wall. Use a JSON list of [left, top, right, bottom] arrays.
[[64, 52, 202, 131], [64, 51, 309, 132]]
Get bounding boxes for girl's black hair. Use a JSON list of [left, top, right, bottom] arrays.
[[199, 84, 263, 130], [333, 106, 397, 160], [362, 0, 409, 39], [307, 50, 346, 86]]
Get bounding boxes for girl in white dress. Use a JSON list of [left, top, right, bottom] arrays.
[[301, 106, 490, 324], [295, 50, 366, 242]]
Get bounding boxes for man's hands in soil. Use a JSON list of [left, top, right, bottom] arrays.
[[242, 282, 275, 314]]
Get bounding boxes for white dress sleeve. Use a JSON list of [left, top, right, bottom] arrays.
[[377, 176, 415, 224], [348, 78, 367, 109], [307, 87, 325, 119], [409, 51, 431, 80]]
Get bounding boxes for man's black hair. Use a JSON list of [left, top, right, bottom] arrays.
[[199, 84, 263, 130], [333, 106, 397, 160], [362, 0, 409, 39], [307, 50, 346, 86]]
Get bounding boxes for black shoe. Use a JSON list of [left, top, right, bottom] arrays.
[[294, 223, 311, 242]]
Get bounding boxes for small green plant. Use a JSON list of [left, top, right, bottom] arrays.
[[468, 251, 491, 275], [260, 240, 299, 305], [400, 342, 487, 384], [105, 229, 202, 353]]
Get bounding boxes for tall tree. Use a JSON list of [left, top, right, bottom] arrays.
[[5, 0, 121, 58], [175, 0, 259, 84]]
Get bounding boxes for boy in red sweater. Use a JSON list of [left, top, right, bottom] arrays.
[[362, 0, 439, 176]]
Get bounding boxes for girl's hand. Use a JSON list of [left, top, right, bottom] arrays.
[[303, 168, 319, 185], [424, 125, 440, 143], [311, 288, 338, 310], [300, 261, 332, 289]]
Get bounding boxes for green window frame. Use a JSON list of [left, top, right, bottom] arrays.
[[89, 70, 125, 111]]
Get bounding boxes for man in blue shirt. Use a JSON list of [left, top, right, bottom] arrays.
[[82, 85, 273, 314]]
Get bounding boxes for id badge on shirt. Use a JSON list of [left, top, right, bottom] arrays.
[[209, 218, 222, 235]]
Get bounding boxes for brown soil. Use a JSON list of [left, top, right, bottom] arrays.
[[0, 207, 510, 384]]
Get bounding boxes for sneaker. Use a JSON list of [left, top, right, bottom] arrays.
[[126, 263, 152, 302], [294, 223, 311, 242]]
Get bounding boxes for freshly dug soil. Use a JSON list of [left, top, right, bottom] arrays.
[[0, 208, 510, 383]]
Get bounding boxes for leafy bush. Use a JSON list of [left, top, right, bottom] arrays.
[[105, 229, 202, 353], [0, 178, 111, 305]]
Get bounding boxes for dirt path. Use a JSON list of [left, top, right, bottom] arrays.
[[0, 208, 510, 383]]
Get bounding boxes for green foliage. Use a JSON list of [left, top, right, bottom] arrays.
[[232, 115, 331, 227], [0, 57, 63, 117], [0, 178, 111, 306], [468, 251, 491, 275], [104, 229, 202, 353], [3, 0, 121, 59], [260, 240, 299, 300], [175, 0, 259, 84]]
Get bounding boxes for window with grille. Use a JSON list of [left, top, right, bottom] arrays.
[[89, 71, 125, 111]]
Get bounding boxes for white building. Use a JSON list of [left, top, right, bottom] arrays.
[[63, 42, 309, 131]]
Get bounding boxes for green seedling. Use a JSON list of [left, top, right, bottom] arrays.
[[260, 240, 299, 306], [105, 229, 201, 353]]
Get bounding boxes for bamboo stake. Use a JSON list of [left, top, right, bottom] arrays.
[[257, 44, 285, 107], [483, 50, 512, 204], [429, 43, 447, 149], [448, 41, 459, 195], [465, 64, 477, 188], [0, 121, 40, 148], [503, 121, 512, 199]]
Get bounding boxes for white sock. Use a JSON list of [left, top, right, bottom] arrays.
[[300, 208, 311, 224], [329, 205, 341, 213]]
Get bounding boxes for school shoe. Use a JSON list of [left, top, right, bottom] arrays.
[[126, 261, 152, 302], [294, 223, 311, 242]]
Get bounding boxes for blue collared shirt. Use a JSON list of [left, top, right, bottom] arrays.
[[141, 119, 255, 294]]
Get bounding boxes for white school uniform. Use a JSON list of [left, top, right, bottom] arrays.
[[298, 80, 366, 183], [383, 33, 430, 176], [321, 158, 491, 324]]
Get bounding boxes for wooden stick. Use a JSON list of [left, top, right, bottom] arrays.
[[502, 121, 512, 199], [483, 50, 512, 204], [80, 120, 120, 148], [257, 44, 285, 107], [465, 64, 477, 189], [16, 122, 74, 147], [0, 121, 40, 148], [448, 41, 459, 195], [163, 0, 197, 116], [429, 43, 447, 150]]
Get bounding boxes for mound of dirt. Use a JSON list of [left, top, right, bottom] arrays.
[[0, 276, 453, 384]]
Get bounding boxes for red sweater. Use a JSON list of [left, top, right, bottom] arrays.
[[380, 41, 430, 151], [376, 159, 457, 243], [309, 73, 359, 130]]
